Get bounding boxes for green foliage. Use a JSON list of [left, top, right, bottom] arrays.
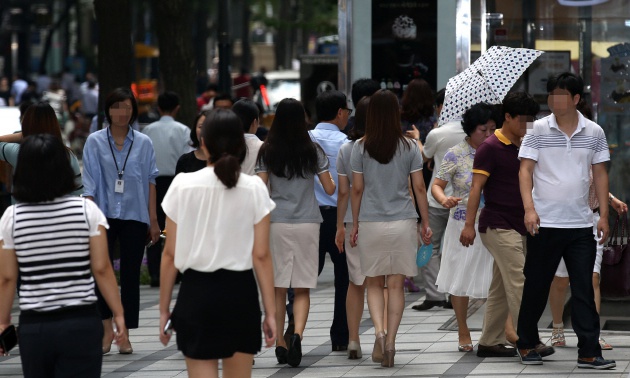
[[250, 0, 337, 35]]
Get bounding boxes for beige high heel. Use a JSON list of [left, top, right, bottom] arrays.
[[381, 343, 395, 367], [371, 331, 386, 363]]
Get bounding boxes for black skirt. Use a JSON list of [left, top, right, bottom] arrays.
[[171, 268, 262, 359]]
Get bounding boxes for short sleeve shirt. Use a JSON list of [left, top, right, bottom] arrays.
[[255, 145, 329, 223], [473, 130, 526, 235], [518, 113, 610, 228], [350, 138, 422, 222], [161, 168, 275, 272], [336, 141, 355, 223], [436, 141, 478, 221]]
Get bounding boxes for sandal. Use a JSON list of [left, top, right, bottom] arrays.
[[599, 337, 613, 350], [458, 343, 474, 352], [551, 327, 566, 347]]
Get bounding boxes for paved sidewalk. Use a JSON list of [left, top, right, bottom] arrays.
[[1, 259, 629, 377]]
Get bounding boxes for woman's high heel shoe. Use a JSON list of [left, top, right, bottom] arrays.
[[347, 340, 362, 359], [381, 343, 396, 367], [275, 346, 288, 364], [404, 277, 420, 293], [117, 341, 133, 354], [371, 331, 386, 363]]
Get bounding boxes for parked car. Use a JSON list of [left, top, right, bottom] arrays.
[[253, 70, 300, 114]]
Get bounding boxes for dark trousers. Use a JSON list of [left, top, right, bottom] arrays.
[[516, 227, 601, 358], [317, 206, 349, 346], [147, 176, 174, 281], [96, 218, 147, 329], [18, 315, 103, 377]]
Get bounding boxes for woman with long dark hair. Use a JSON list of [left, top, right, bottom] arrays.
[[349, 89, 432, 368], [0, 134, 126, 377], [0, 101, 83, 196], [159, 109, 276, 377], [82, 87, 160, 354], [175, 110, 209, 174], [256, 98, 335, 367], [400, 78, 436, 144]]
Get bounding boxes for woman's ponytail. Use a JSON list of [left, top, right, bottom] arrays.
[[214, 153, 241, 188]]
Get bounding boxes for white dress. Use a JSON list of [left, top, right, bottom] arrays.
[[434, 141, 493, 298]]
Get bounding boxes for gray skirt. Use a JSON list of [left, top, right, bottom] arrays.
[[270, 222, 320, 288], [357, 219, 418, 277]]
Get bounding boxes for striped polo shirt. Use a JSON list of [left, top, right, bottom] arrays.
[[518, 113, 610, 228], [0, 197, 107, 312]]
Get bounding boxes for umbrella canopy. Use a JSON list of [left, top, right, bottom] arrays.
[[439, 46, 544, 125]]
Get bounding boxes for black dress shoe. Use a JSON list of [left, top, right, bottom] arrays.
[[332, 344, 348, 352], [284, 315, 295, 347], [412, 299, 446, 311], [287, 334, 302, 367], [477, 344, 517, 357], [275, 346, 288, 364]]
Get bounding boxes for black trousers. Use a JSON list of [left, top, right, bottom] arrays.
[[516, 227, 601, 358], [317, 206, 349, 345], [18, 312, 103, 378], [96, 218, 147, 329], [147, 176, 174, 281]]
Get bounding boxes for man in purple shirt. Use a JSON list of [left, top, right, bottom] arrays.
[[460, 92, 552, 358]]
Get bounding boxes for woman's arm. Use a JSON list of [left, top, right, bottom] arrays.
[[148, 183, 160, 243], [89, 227, 127, 346], [410, 170, 433, 245], [159, 217, 179, 346], [350, 172, 364, 247], [0, 132, 22, 144], [431, 178, 462, 209], [318, 171, 336, 195], [0, 241, 17, 342], [335, 175, 350, 252], [252, 214, 276, 348]]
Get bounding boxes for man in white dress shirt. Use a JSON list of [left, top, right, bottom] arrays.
[[142, 91, 192, 286]]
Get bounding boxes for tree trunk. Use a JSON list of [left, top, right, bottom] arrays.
[[153, 0, 196, 129], [241, 1, 252, 72], [94, 0, 133, 129], [39, 0, 77, 74], [274, 0, 292, 70]]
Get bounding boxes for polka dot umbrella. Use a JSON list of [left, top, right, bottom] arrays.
[[439, 46, 544, 125]]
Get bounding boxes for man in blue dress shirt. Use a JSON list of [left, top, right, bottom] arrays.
[[309, 90, 351, 351]]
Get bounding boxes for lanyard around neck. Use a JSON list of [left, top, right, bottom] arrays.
[[107, 126, 135, 180]]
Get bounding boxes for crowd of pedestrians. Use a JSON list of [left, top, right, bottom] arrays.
[[0, 70, 627, 377]]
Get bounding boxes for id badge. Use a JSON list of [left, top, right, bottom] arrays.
[[115, 179, 125, 193]]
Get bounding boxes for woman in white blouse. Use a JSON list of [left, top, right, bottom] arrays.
[[159, 109, 276, 378]]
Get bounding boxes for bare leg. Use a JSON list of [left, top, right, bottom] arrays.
[[549, 276, 570, 325], [185, 357, 219, 378], [222, 352, 255, 378], [451, 295, 471, 345], [293, 288, 310, 338], [505, 313, 518, 344], [365, 276, 386, 334], [592, 273, 601, 314], [347, 282, 366, 343], [383, 285, 388, 334], [275, 287, 288, 348], [384, 274, 405, 346], [102, 318, 113, 351]]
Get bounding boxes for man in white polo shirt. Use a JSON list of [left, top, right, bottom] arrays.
[[516, 72, 615, 370]]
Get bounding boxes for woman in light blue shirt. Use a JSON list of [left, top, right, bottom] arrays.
[[82, 87, 159, 355]]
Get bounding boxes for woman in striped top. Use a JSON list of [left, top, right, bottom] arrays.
[[0, 134, 126, 377]]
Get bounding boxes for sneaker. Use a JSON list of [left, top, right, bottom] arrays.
[[534, 342, 555, 358], [518, 349, 543, 365], [550, 327, 566, 347], [599, 337, 613, 350], [577, 356, 616, 370], [477, 344, 517, 357]]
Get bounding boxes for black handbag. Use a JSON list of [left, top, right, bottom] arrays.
[[600, 214, 630, 297], [0, 325, 17, 355]]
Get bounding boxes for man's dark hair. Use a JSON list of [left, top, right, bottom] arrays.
[[546, 72, 583, 99], [104, 87, 138, 126], [206, 83, 219, 92], [13, 134, 76, 202], [435, 88, 445, 106], [232, 98, 259, 133], [157, 91, 179, 113], [212, 93, 234, 107], [315, 90, 347, 121], [502, 92, 540, 118], [351, 78, 380, 109]]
